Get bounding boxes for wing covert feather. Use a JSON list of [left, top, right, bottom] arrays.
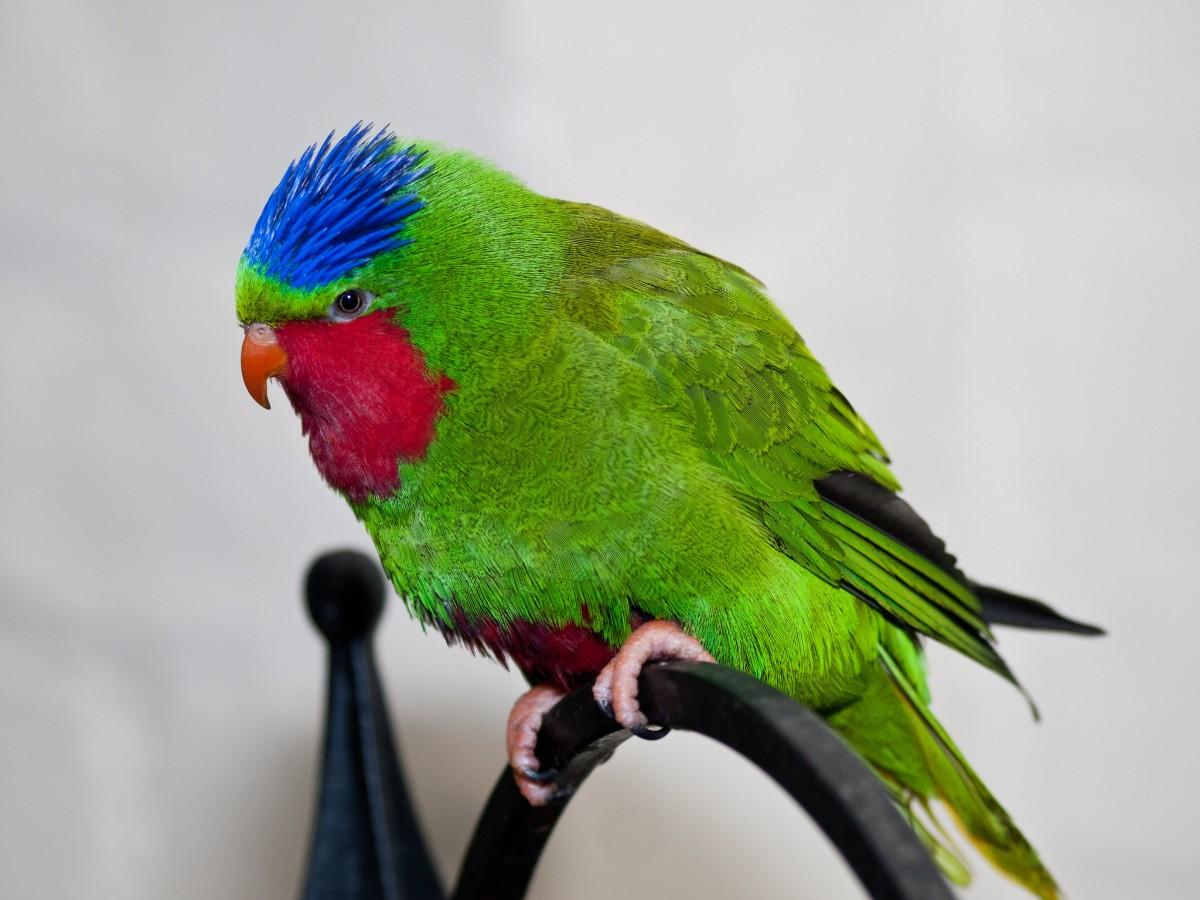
[[560, 204, 1013, 683]]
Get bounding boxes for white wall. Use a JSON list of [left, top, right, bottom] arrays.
[[1, 1, 1196, 897]]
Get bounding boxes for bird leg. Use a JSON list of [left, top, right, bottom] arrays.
[[593, 620, 715, 732], [506, 683, 567, 806]]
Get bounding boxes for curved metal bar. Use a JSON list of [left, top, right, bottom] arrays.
[[451, 661, 952, 900]]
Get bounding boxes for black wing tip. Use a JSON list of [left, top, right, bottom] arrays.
[[815, 471, 962, 575], [972, 583, 1106, 636]]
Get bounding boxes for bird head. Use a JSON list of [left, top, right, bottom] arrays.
[[235, 124, 558, 501]]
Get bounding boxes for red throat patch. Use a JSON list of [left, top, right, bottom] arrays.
[[274, 310, 454, 501]]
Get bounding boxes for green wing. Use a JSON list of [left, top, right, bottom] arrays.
[[560, 204, 1015, 684]]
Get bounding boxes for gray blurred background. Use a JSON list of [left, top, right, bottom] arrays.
[[1, 1, 1196, 897]]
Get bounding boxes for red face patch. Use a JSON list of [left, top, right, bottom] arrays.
[[275, 310, 454, 501]]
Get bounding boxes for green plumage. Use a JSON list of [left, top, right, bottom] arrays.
[[239, 141, 1065, 897]]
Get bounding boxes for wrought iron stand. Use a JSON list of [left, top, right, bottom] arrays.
[[298, 550, 952, 900]]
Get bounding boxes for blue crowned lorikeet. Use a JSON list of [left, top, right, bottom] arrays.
[[236, 125, 1101, 898]]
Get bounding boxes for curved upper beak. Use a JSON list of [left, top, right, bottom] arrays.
[[241, 323, 289, 409]]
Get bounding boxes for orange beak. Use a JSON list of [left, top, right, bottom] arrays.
[[241, 323, 289, 409]]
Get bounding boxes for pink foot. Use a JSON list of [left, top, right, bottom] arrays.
[[506, 683, 567, 806], [592, 620, 715, 732]]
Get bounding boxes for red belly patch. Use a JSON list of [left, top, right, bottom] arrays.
[[447, 613, 623, 691]]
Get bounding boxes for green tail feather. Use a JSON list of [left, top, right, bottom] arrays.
[[828, 647, 1060, 899], [879, 777, 973, 887]]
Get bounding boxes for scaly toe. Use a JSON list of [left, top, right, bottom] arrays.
[[506, 683, 566, 806], [515, 777, 559, 806], [597, 620, 715, 734], [592, 663, 616, 716]]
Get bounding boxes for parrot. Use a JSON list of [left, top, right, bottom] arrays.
[[236, 124, 1101, 898]]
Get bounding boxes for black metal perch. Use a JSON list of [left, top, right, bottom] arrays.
[[299, 550, 953, 900]]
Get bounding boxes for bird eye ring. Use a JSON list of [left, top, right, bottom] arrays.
[[331, 288, 373, 320]]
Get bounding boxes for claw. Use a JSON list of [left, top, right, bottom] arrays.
[[629, 722, 672, 741]]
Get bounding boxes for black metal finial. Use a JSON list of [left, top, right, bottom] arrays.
[[305, 549, 386, 642], [300, 549, 443, 900]]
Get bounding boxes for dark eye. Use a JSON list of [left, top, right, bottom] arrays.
[[331, 289, 372, 320]]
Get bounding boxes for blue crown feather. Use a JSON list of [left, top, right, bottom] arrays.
[[243, 123, 429, 291]]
